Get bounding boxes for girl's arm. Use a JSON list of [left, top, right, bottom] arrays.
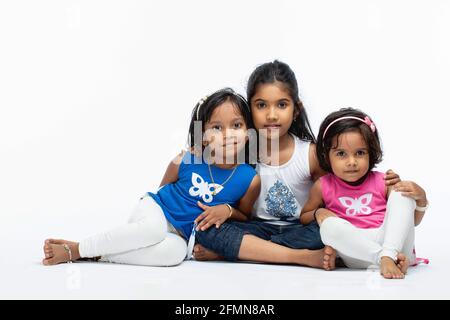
[[195, 175, 261, 231], [300, 180, 337, 225], [159, 151, 185, 187], [392, 181, 428, 226], [236, 175, 261, 218], [308, 143, 327, 182]]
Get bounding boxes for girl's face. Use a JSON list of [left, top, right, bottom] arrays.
[[250, 82, 297, 141], [328, 131, 370, 183], [203, 100, 248, 163]]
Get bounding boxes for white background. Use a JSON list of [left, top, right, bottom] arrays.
[[1, 0, 449, 298]]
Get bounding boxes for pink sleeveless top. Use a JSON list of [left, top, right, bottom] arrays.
[[320, 171, 386, 229]]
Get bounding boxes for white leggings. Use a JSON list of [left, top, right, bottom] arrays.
[[320, 191, 416, 269], [78, 196, 187, 266]]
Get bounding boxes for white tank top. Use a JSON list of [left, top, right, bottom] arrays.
[[252, 135, 313, 225]]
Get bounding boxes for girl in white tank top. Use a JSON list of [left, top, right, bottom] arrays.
[[253, 135, 314, 225]]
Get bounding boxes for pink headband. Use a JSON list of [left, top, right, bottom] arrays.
[[322, 116, 376, 139]]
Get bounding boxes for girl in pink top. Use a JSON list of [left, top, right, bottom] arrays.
[[300, 108, 428, 279]]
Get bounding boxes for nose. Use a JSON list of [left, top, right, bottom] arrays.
[[266, 106, 278, 121], [224, 129, 236, 141], [347, 156, 357, 167]]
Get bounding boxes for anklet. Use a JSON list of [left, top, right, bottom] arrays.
[[62, 244, 73, 263]]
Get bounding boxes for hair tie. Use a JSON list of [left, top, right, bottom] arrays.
[[322, 116, 376, 139], [196, 96, 208, 120]]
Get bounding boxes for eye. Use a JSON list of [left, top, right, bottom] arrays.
[[233, 122, 243, 129], [356, 150, 367, 156], [336, 151, 346, 157], [212, 125, 222, 131], [278, 101, 287, 108], [255, 102, 266, 109]]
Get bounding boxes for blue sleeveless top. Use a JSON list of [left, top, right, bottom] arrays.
[[148, 151, 257, 239]]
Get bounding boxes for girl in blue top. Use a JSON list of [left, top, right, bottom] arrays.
[[42, 88, 260, 267]]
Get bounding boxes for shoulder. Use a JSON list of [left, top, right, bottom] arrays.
[[318, 173, 334, 191], [308, 143, 327, 181], [177, 149, 204, 167], [311, 178, 323, 194], [370, 171, 388, 198], [238, 163, 257, 177], [248, 174, 261, 190], [370, 171, 386, 183], [172, 150, 187, 165]]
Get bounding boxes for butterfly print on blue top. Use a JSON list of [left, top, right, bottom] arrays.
[[188, 172, 223, 203]]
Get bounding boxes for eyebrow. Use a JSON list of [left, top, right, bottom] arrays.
[[207, 117, 244, 125], [331, 147, 368, 151], [253, 98, 291, 103]]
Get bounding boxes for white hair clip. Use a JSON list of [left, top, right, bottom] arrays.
[[196, 96, 208, 120]]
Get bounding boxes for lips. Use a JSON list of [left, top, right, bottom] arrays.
[[263, 124, 281, 129]]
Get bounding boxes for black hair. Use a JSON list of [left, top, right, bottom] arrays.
[[316, 107, 383, 173], [188, 88, 255, 163], [246, 60, 316, 142]]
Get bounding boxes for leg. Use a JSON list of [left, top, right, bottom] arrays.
[[320, 215, 409, 279], [320, 217, 383, 266], [238, 235, 328, 269], [43, 196, 169, 265], [196, 222, 330, 269], [271, 222, 336, 270], [320, 217, 404, 278], [271, 221, 324, 250], [377, 191, 416, 274], [194, 220, 275, 261], [100, 233, 187, 267]]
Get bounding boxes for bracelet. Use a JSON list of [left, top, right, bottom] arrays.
[[62, 244, 73, 263], [225, 204, 233, 218], [415, 200, 429, 212], [313, 207, 321, 221]]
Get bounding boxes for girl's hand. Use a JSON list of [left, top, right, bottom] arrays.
[[195, 202, 232, 231], [393, 181, 428, 206], [315, 208, 337, 225], [384, 169, 401, 186]]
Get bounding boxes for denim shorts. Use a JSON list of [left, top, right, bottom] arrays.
[[195, 219, 324, 261]]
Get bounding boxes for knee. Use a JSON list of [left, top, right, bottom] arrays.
[[319, 217, 342, 245], [389, 190, 415, 209], [161, 235, 187, 266], [195, 225, 222, 247], [136, 220, 166, 247]]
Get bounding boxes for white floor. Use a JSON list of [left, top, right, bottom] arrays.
[[1, 232, 449, 300], [1, 203, 449, 300]]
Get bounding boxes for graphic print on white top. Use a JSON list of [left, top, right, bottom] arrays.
[[265, 180, 298, 218], [338, 193, 373, 216], [188, 172, 223, 203]]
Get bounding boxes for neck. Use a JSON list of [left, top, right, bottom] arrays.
[[261, 133, 292, 163], [213, 162, 238, 169], [339, 171, 370, 186], [207, 155, 239, 169]]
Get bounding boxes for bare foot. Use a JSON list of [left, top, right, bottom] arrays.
[[296, 248, 330, 270], [42, 239, 81, 265], [193, 244, 224, 261], [396, 253, 409, 275], [380, 256, 404, 279], [323, 246, 337, 271]]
